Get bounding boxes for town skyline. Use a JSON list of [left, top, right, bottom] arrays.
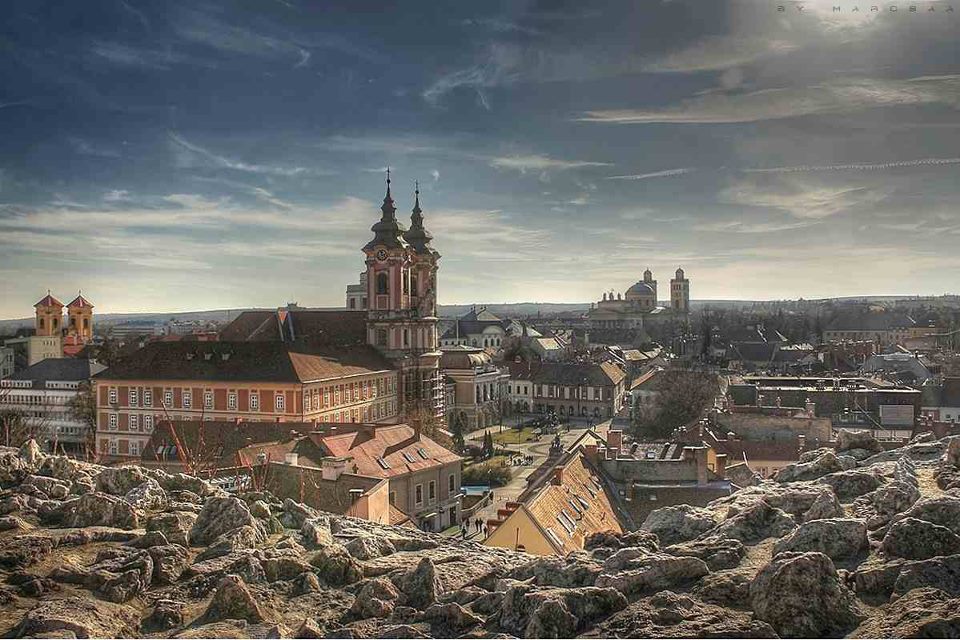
[[3, 0, 960, 316]]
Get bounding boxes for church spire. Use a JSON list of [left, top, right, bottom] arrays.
[[411, 180, 423, 226], [364, 169, 408, 253], [380, 167, 396, 220], [403, 180, 438, 258]]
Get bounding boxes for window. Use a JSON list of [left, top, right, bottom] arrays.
[[376, 272, 389, 294], [143, 389, 152, 407], [250, 393, 259, 411], [376, 457, 390, 470], [109, 388, 118, 405], [428, 480, 436, 502], [129, 414, 139, 430], [228, 392, 237, 410], [204, 391, 213, 410], [109, 413, 118, 430], [129, 389, 138, 407], [275, 393, 285, 412], [323, 388, 330, 406], [415, 484, 423, 506], [402, 451, 416, 463], [182, 390, 191, 409], [144, 414, 153, 431], [403, 329, 409, 347], [130, 441, 140, 456], [163, 390, 173, 408], [417, 447, 429, 460], [376, 329, 388, 346], [108, 440, 118, 455], [304, 393, 311, 412], [449, 474, 456, 493]]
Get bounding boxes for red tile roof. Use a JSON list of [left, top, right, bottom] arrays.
[[67, 294, 93, 309], [310, 423, 461, 479], [34, 293, 63, 308]]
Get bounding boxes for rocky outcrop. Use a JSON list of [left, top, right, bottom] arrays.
[[851, 587, 960, 638], [639, 505, 718, 545], [773, 518, 868, 560], [189, 496, 263, 546], [750, 552, 864, 638], [880, 517, 960, 560]]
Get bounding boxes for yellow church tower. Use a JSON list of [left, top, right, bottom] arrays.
[[67, 291, 94, 342], [34, 291, 64, 336]]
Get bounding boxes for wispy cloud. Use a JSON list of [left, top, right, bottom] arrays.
[[643, 36, 799, 73], [168, 132, 317, 177], [721, 176, 890, 219], [606, 168, 693, 180], [579, 75, 960, 124], [489, 154, 610, 173], [744, 157, 960, 174]]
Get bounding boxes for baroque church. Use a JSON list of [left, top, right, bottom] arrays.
[[587, 268, 690, 331], [357, 172, 443, 418]]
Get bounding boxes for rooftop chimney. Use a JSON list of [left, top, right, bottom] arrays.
[[321, 456, 349, 481], [284, 452, 299, 466]]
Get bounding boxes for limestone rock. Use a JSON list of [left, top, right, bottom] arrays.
[[344, 535, 396, 561], [301, 517, 334, 548], [818, 470, 882, 500], [664, 536, 746, 571], [595, 554, 708, 596], [639, 504, 719, 545], [837, 429, 884, 457], [200, 574, 266, 624], [851, 587, 960, 638], [16, 595, 139, 638], [96, 466, 149, 495], [144, 599, 185, 632], [750, 551, 864, 638], [348, 576, 400, 620], [124, 478, 167, 511], [773, 518, 868, 560], [892, 553, 960, 597], [50, 492, 140, 529], [881, 517, 960, 560], [708, 500, 796, 544], [396, 557, 442, 609], [190, 497, 262, 547], [147, 511, 197, 546], [309, 544, 362, 586], [775, 450, 846, 483]]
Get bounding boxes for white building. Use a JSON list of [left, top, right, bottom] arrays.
[[440, 307, 508, 349], [0, 346, 14, 379], [0, 358, 106, 452]]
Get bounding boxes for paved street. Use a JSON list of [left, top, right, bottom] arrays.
[[461, 421, 601, 542]]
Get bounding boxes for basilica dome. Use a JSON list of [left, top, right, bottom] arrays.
[[625, 281, 656, 301]]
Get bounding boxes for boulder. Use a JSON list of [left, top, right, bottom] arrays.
[[530, 555, 602, 588], [855, 481, 920, 530], [417, 602, 483, 634], [595, 554, 709, 596], [837, 429, 884, 456], [195, 525, 261, 562], [881, 517, 960, 560], [853, 558, 906, 597], [190, 497, 262, 547], [292, 571, 321, 595], [896, 495, 960, 531], [692, 570, 753, 608], [775, 450, 846, 483], [708, 500, 796, 544], [349, 576, 400, 620], [147, 543, 190, 584], [639, 504, 719, 545], [308, 544, 362, 586], [817, 470, 882, 501], [16, 595, 139, 638], [664, 536, 746, 571], [143, 599, 185, 632], [96, 466, 149, 495], [773, 518, 868, 560], [892, 553, 960, 597], [22, 474, 72, 499], [49, 492, 139, 529], [301, 517, 334, 548], [344, 535, 396, 561], [851, 587, 960, 638], [802, 488, 846, 521], [396, 557, 442, 609], [750, 552, 864, 638], [200, 574, 266, 623], [500, 586, 627, 638], [147, 511, 197, 546], [123, 478, 167, 511], [591, 590, 776, 639]]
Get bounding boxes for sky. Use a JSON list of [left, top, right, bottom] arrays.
[[1, 0, 960, 317]]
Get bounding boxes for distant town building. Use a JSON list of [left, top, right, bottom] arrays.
[[823, 309, 937, 346], [344, 272, 368, 310], [440, 306, 508, 348], [587, 267, 690, 331], [507, 361, 626, 418], [92, 340, 399, 460], [920, 378, 960, 424], [0, 358, 106, 453], [0, 346, 14, 379], [440, 345, 509, 430]]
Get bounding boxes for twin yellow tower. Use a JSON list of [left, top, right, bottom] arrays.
[[34, 291, 95, 342]]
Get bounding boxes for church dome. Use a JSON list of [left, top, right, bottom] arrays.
[[625, 281, 656, 300]]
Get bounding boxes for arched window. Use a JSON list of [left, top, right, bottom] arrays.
[[411, 274, 419, 296], [376, 272, 389, 294]]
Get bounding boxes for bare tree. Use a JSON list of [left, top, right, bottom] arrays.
[[68, 381, 99, 461], [632, 368, 719, 440]]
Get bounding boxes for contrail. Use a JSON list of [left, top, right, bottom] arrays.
[[743, 157, 960, 174], [606, 168, 693, 180]]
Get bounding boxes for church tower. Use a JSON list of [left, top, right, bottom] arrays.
[[34, 291, 64, 337], [643, 268, 658, 302], [363, 171, 442, 418], [67, 291, 94, 342], [670, 267, 690, 313]]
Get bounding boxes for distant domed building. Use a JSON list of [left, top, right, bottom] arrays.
[[587, 267, 690, 331]]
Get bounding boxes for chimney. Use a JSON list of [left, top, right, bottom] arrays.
[[606, 430, 623, 458], [284, 452, 299, 466], [321, 456, 348, 481], [552, 467, 564, 486], [583, 443, 599, 463], [714, 453, 727, 479], [797, 434, 806, 453]]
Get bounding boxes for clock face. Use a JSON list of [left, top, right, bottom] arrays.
[[375, 249, 388, 262]]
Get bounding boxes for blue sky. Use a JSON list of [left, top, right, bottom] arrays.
[[1, 0, 960, 316]]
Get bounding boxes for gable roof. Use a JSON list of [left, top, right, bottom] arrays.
[[219, 309, 367, 345], [529, 361, 626, 387], [67, 294, 93, 309], [94, 341, 393, 383], [34, 293, 63, 308], [8, 358, 105, 384], [517, 450, 623, 555], [310, 423, 461, 478]]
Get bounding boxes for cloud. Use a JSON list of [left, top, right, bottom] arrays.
[[88, 41, 201, 70], [431, 170, 440, 182], [743, 157, 960, 174], [606, 168, 693, 180], [579, 75, 960, 124], [643, 36, 800, 73], [721, 176, 890, 219], [692, 219, 820, 234], [168, 132, 314, 177], [489, 154, 610, 173], [103, 190, 130, 202], [68, 137, 121, 158]]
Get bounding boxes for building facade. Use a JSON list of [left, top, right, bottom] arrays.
[[587, 267, 690, 331], [362, 176, 443, 418], [508, 361, 627, 419], [92, 341, 399, 459], [441, 346, 509, 431], [0, 358, 106, 453]]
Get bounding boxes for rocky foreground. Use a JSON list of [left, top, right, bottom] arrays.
[[1, 432, 960, 638]]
